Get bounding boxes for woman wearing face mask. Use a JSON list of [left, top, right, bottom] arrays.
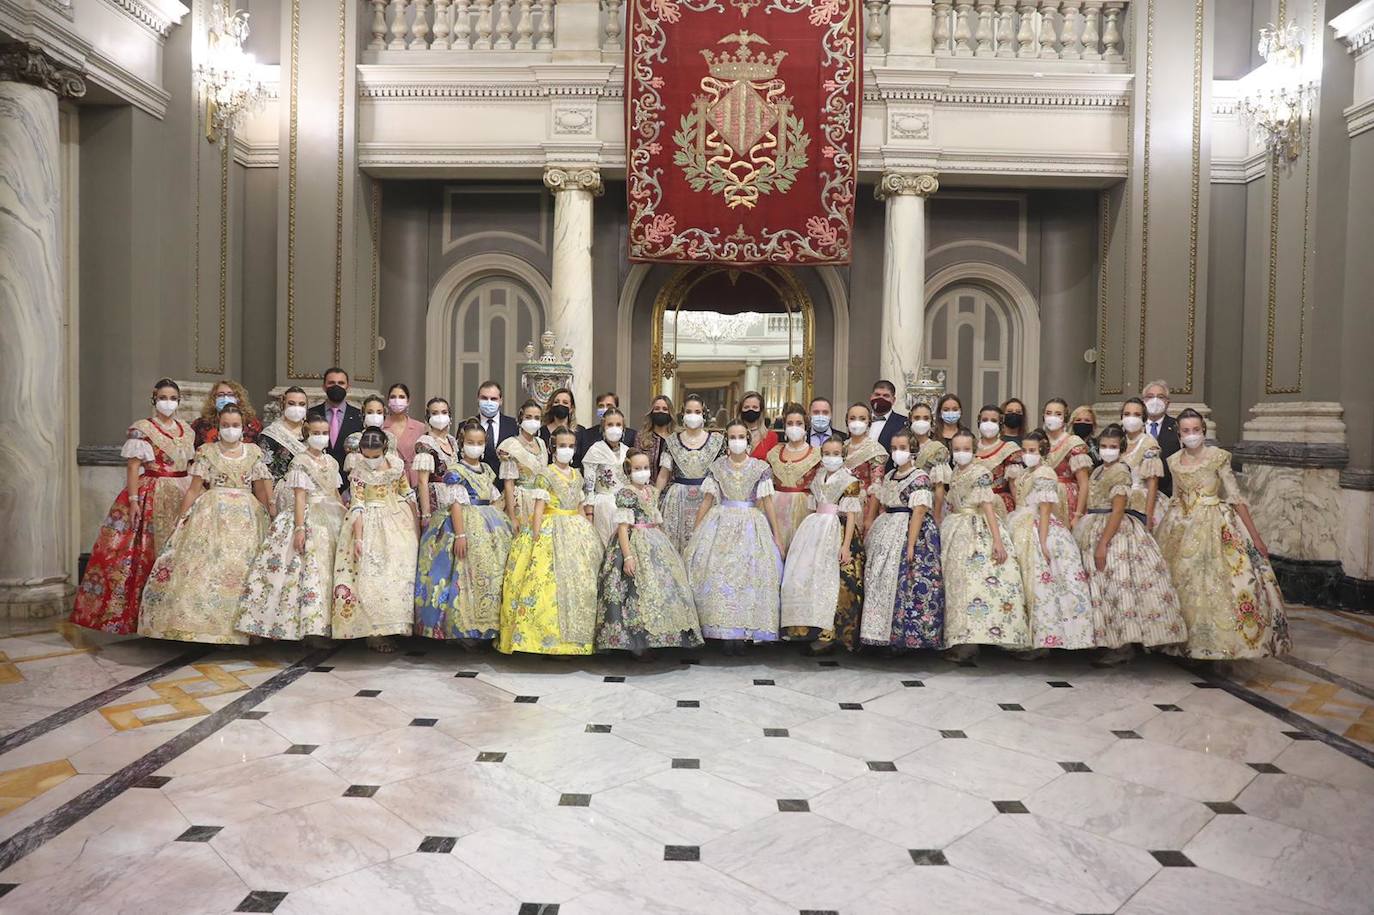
[[935, 394, 964, 451], [582, 408, 632, 544], [596, 449, 703, 657], [738, 391, 774, 456], [539, 388, 585, 468], [975, 404, 1024, 516], [138, 404, 272, 645], [1155, 410, 1290, 661], [657, 394, 725, 553], [1071, 405, 1100, 466], [192, 379, 260, 448], [842, 402, 888, 523], [639, 395, 676, 479], [382, 383, 428, 489], [344, 395, 397, 470], [1119, 397, 1166, 530], [940, 429, 1029, 661], [908, 403, 952, 498], [685, 420, 783, 653], [411, 397, 461, 536], [1073, 424, 1186, 666], [1000, 398, 1027, 444], [1004, 431, 1095, 656], [237, 414, 347, 642], [72, 379, 197, 634], [499, 400, 551, 535], [1041, 397, 1092, 528], [331, 427, 421, 653], [765, 403, 822, 553], [258, 387, 311, 518], [499, 427, 603, 656], [414, 418, 512, 646]]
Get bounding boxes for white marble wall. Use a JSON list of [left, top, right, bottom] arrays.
[[1341, 488, 1374, 581], [545, 167, 600, 425], [1241, 465, 1343, 563], [0, 79, 72, 617], [877, 172, 937, 403]]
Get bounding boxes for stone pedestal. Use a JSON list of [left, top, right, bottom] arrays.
[[876, 171, 937, 398], [544, 166, 601, 425], [0, 43, 85, 618]]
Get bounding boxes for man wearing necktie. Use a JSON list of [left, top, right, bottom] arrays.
[[476, 380, 518, 477], [1143, 379, 1181, 497], [307, 367, 363, 491]]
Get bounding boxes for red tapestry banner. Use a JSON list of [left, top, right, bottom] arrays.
[[625, 0, 861, 265]]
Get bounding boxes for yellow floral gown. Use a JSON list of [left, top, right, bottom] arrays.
[[332, 454, 418, 639], [497, 435, 549, 528], [139, 443, 271, 645], [1155, 447, 1291, 659], [500, 466, 604, 655], [940, 463, 1030, 649]]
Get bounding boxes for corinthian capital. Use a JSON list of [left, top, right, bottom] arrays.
[[543, 167, 604, 196], [875, 171, 939, 200], [0, 41, 86, 100]]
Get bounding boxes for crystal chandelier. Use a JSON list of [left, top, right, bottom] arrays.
[[670, 312, 759, 347], [196, 1, 266, 144], [1237, 19, 1316, 162]]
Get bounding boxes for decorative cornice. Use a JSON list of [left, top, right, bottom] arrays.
[[231, 135, 278, 168], [1330, 0, 1374, 55], [1211, 151, 1268, 184], [0, 39, 85, 97], [1346, 97, 1374, 139], [100, 0, 183, 39], [543, 166, 603, 195], [864, 86, 1129, 108], [875, 171, 938, 199]]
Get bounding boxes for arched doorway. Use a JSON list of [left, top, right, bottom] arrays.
[[923, 264, 1041, 411]]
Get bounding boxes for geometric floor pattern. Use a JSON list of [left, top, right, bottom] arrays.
[[0, 606, 1370, 914]]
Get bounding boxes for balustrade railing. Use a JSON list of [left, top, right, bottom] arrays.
[[367, 0, 555, 51], [931, 0, 1128, 61]]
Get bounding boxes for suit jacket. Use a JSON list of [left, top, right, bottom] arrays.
[[308, 401, 363, 490], [874, 411, 908, 452], [478, 413, 519, 479], [1150, 414, 1181, 497], [580, 423, 637, 465]]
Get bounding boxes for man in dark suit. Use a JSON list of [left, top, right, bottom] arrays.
[[1143, 379, 1181, 497], [308, 367, 363, 491], [868, 379, 908, 451], [475, 380, 518, 478], [807, 396, 847, 448], [580, 392, 638, 460]]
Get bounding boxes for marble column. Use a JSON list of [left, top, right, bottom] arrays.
[[544, 166, 602, 424], [744, 359, 761, 393], [875, 171, 938, 405], [0, 42, 85, 617]]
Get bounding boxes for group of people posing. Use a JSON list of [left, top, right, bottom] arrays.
[[70, 371, 1290, 665]]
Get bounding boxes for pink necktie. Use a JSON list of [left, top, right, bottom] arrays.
[[329, 406, 343, 447]]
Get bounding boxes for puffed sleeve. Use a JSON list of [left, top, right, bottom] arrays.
[[283, 458, 316, 492], [343, 451, 359, 474], [1029, 474, 1059, 505], [1139, 446, 1164, 480], [613, 486, 637, 525], [449, 486, 471, 506], [755, 465, 775, 500], [1006, 462, 1024, 481], [1107, 466, 1131, 501], [928, 462, 952, 486], [908, 487, 934, 510], [411, 446, 436, 474], [246, 456, 272, 484], [499, 458, 520, 480], [1215, 450, 1244, 504], [121, 427, 155, 463], [529, 473, 551, 503], [838, 480, 864, 514], [701, 475, 721, 499], [659, 450, 674, 471], [190, 447, 213, 479], [1069, 446, 1094, 473], [968, 471, 996, 505]]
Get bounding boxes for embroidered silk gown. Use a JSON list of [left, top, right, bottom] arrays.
[[138, 443, 271, 645], [1006, 465, 1096, 650], [914, 439, 952, 488], [331, 454, 419, 639], [843, 437, 888, 493], [685, 457, 782, 642], [236, 451, 346, 640], [860, 467, 945, 649], [766, 444, 822, 552], [497, 435, 550, 529], [940, 464, 1030, 650], [1045, 433, 1093, 524], [1155, 447, 1290, 659], [582, 439, 630, 544], [500, 466, 603, 655], [1122, 432, 1167, 526], [977, 439, 1024, 516], [257, 419, 309, 515], [72, 417, 195, 634], [781, 468, 864, 636], [660, 431, 725, 553]]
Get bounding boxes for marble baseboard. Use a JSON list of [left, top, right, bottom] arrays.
[[79, 464, 125, 559], [0, 580, 74, 620], [1234, 441, 1349, 469], [1338, 468, 1374, 491], [1338, 576, 1374, 613], [1269, 556, 1345, 610]]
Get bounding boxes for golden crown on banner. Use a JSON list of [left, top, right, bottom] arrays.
[[700, 31, 787, 81]]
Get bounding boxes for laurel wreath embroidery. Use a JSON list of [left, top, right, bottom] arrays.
[[672, 109, 809, 208]]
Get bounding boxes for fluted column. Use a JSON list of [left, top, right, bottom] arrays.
[[744, 359, 761, 393], [875, 171, 938, 404], [0, 42, 85, 617], [544, 166, 602, 424]]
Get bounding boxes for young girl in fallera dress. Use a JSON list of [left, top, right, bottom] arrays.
[[1073, 424, 1187, 666], [597, 449, 703, 656], [941, 429, 1030, 661], [500, 428, 604, 656], [500, 400, 551, 534], [909, 403, 952, 492], [658, 394, 725, 553], [860, 430, 945, 651], [582, 408, 631, 543], [842, 402, 887, 519], [256, 387, 310, 517], [1155, 410, 1290, 660], [72, 379, 197, 635], [765, 403, 821, 553], [934, 394, 964, 452], [1119, 397, 1166, 528], [344, 395, 396, 463], [237, 415, 346, 641], [1042, 397, 1092, 528], [413, 410, 513, 645], [686, 421, 784, 653], [332, 428, 420, 653], [139, 405, 272, 645], [975, 404, 1023, 515]]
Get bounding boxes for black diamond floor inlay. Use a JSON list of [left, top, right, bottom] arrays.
[[993, 800, 1029, 814], [235, 890, 288, 913], [664, 845, 700, 861], [355, 689, 381, 698], [312, 666, 335, 673], [175, 825, 223, 842], [818, 660, 840, 667], [1150, 850, 1196, 867], [677, 700, 700, 708], [839, 702, 863, 710], [998, 703, 1025, 711], [867, 761, 898, 772], [0, 884, 16, 899], [585, 723, 612, 733], [1155, 704, 1183, 712], [418, 835, 457, 853], [1248, 762, 1283, 773], [764, 728, 789, 737], [514, 695, 539, 703], [1282, 730, 1316, 740], [754, 679, 775, 686], [1192, 681, 1222, 688], [799, 910, 840, 915], [1111, 730, 1142, 739], [901, 680, 925, 687], [517, 904, 559, 915], [909, 849, 949, 866], [1047, 681, 1073, 688], [672, 758, 700, 769], [476, 751, 506, 762], [454, 671, 479, 678], [240, 710, 269, 720], [777, 798, 810, 812], [939, 730, 967, 739], [284, 744, 318, 755], [410, 718, 437, 727], [1058, 761, 1092, 772], [135, 775, 172, 789], [559, 793, 592, 807], [1205, 801, 1245, 814], [604, 676, 626, 683], [344, 784, 379, 797]]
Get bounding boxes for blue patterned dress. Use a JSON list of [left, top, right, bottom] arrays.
[[860, 466, 945, 649]]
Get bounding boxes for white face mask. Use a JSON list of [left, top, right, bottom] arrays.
[[727, 437, 749, 455], [682, 413, 704, 429], [890, 449, 911, 467], [1098, 447, 1120, 463], [821, 454, 844, 472], [978, 421, 1001, 439], [952, 450, 974, 466], [911, 419, 931, 436], [630, 468, 653, 485], [1021, 452, 1041, 467], [283, 404, 307, 423], [429, 413, 451, 430], [1121, 415, 1144, 434], [463, 443, 484, 460], [520, 418, 541, 436], [1043, 415, 1064, 432], [155, 398, 179, 417], [1182, 432, 1205, 449], [1145, 397, 1167, 417], [847, 420, 868, 437], [219, 426, 243, 444], [308, 433, 330, 451], [388, 397, 408, 414], [784, 425, 806, 442], [362, 453, 386, 469], [603, 426, 624, 444], [555, 446, 575, 465], [364, 413, 384, 428]]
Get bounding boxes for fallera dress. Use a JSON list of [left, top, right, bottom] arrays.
[[1005, 464, 1096, 650], [1155, 447, 1290, 660], [138, 443, 271, 645], [257, 419, 309, 516], [940, 463, 1030, 650], [497, 435, 549, 529], [914, 439, 952, 487], [843, 437, 888, 493], [597, 484, 703, 652], [413, 449, 512, 641], [499, 466, 603, 655], [72, 417, 195, 634], [1073, 461, 1187, 649], [765, 443, 821, 552], [1045, 433, 1093, 524], [1122, 432, 1168, 526], [582, 439, 630, 544], [977, 439, 1024, 515], [660, 431, 725, 553], [860, 467, 945, 649], [781, 468, 864, 637], [685, 456, 782, 642], [331, 453, 418, 640], [236, 451, 346, 640]]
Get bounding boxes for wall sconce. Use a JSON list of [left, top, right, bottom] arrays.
[[1236, 19, 1318, 162], [195, 1, 265, 144]]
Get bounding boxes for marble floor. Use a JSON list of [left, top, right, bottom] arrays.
[[0, 608, 1371, 914]]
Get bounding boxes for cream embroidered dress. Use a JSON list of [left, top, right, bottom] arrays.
[[1156, 447, 1290, 659], [257, 418, 309, 515], [497, 435, 549, 528], [765, 444, 822, 552], [236, 451, 346, 640], [1122, 432, 1167, 526], [860, 467, 945, 649], [660, 431, 725, 553], [331, 453, 418, 639], [1073, 461, 1187, 649], [1006, 464, 1096, 650], [940, 463, 1030, 649], [139, 443, 271, 645], [915, 439, 952, 487], [781, 468, 863, 632], [582, 439, 630, 544], [843, 436, 889, 495]]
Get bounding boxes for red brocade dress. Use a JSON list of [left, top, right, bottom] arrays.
[[71, 418, 196, 634], [976, 439, 1024, 516]]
